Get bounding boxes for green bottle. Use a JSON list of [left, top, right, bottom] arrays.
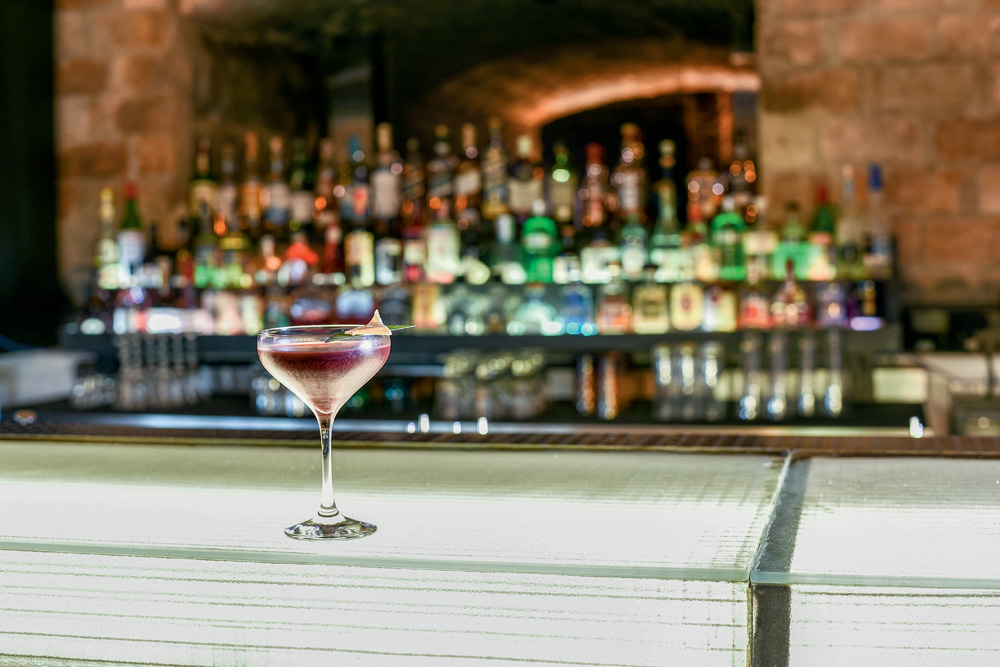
[[710, 196, 746, 282], [521, 200, 558, 283]]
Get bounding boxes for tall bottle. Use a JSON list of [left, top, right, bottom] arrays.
[[508, 134, 543, 220], [619, 213, 648, 281], [240, 132, 263, 239], [580, 142, 613, 234], [686, 157, 722, 225], [480, 118, 509, 220], [426, 124, 457, 218], [94, 187, 120, 290], [649, 139, 683, 282], [216, 141, 239, 229], [288, 138, 315, 235], [425, 200, 461, 284], [631, 265, 669, 334], [865, 163, 893, 279], [401, 138, 428, 283], [341, 134, 370, 225], [189, 137, 218, 219], [117, 181, 146, 280], [612, 122, 647, 224], [454, 122, 483, 225], [370, 122, 403, 223], [771, 259, 811, 328], [548, 141, 578, 226], [313, 138, 339, 231], [344, 219, 375, 287], [263, 136, 291, 235]]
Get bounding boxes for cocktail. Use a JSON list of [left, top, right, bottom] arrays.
[[257, 312, 398, 539]]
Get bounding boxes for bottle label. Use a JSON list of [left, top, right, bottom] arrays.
[[508, 178, 542, 214], [427, 170, 453, 199], [218, 184, 239, 224], [375, 237, 403, 285], [345, 230, 375, 286], [265, 182, 291, 223], [670, 283, 704, 331], [371, 169, 402, 219], [241, 182, 261, 220], [291, 190, 314, 223], [549, 179, 576, 223], [425, 226, 460, 282], [454, 168, 482, 197], [117, 230, 146, 272], [618, 172, 641, 214], [190, 181, 219, 218], [621, 246, 646, 280], [523, 231, 551, 252]]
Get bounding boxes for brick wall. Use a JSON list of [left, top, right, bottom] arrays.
[[757, 0, 1000, 302], [55, 0, 192, 304]]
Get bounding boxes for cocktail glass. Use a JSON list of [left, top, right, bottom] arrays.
[[257, 315, 396, 539]]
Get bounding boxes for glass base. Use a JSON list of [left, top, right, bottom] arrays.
[[284, 516, 377, 540]]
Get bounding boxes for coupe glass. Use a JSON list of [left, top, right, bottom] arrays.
[[257, 322, 393, 539]]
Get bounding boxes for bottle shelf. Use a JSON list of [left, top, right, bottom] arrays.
[[60, 325, 902, 367]]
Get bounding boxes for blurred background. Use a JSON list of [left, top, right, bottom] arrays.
[[2, 0, 999, 434]]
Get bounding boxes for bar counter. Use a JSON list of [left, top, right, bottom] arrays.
[[1, 423, 1000, 666]]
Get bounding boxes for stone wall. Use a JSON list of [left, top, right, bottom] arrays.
[[757, 0, 1000, 302], [55, 0, 192, 304]]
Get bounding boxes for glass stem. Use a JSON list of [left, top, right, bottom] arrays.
[[316, 411, 340, 518]]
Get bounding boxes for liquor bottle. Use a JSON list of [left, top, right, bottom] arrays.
[[401, 138, 426, 226], [216, 141, 239, 228], [771, 259, 811, 328], [378, 283, 411, 327], [424, 200, 461, 283], [344, 220, 375, 287], [454, 123, 483, 224], [580, 142, 613, 231], [445, 278, 485, 335], [426, 125, 457, 217], [412, 282, 445, 330], [728, 137, 755, 220], [669, 264, 704, 332], [809, 185, 836, 246], [595, 262, 632, 334], [815, 280, 848, 329], [865, 164, 893, 280], [507, 284, 562, 335], [521, 200, 558, 283], [189, 137, 218, 219], [702, 284, 737, 333], [320, 219, 344, 276], [480, 118, 509, 220], [631, 265, 669, 334], [686, 157, 722, 224], [580, 227, 619, 285], [561, 262, 596, 335], [288, 138, 315, 235], [218, 213, 251, 290], [611, 122, 647, 223], [774, 201, 807, 279], [240, 132, 263, 238], [710, 196, 746, 282], [94, 187, 120, 290], [192, 202, 219, 290], [371, 122, 403, 222], [117, 181, 146, 280], [341, 134, 370, 225], [548, 142, 578, 225], [490, 213, 524, 284], [619, 213, 649, 281], [335, 277, 376, 325], [313, 138, 338, 231], [649, 139, 683, 282], [507, 134, 543, 220], [738, 261, 771, 330], [263, 136, 292, 234], [374, 235, 403, 286], [837, 164, 862, 253]]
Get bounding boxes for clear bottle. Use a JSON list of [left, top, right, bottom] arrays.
[[401, 138, 426, 227], [480, 118, 509, 220], [371, 122, 403, 222], [424, 200, 461, 284], [507, 283, 562, 335], [561, 262, 596, 336], [489, 213, 524, 284], [631, 265, 669, 334], [453, 122, 482, 223], [579, 227, 619, 285], [507, 134, 543, 220], [619, 213, 649, 281], [595, 262, 632, 334], [865, 164, 893, 280], [312, 138, 338, 231]]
